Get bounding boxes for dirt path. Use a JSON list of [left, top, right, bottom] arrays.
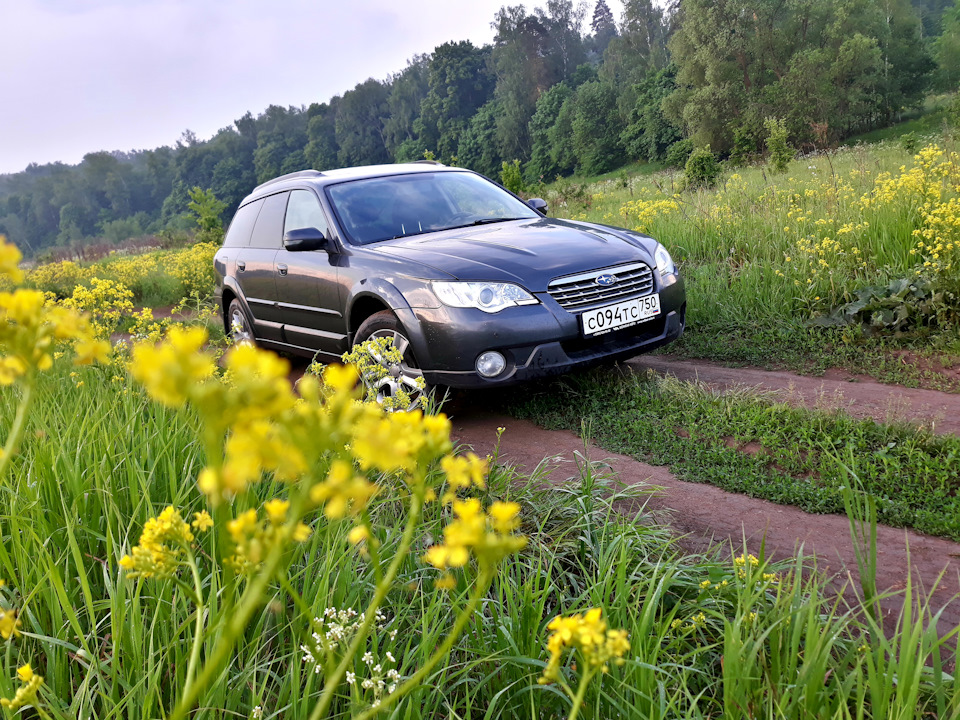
[[442, 357, 960, 632], [451, 411, 960, 632]]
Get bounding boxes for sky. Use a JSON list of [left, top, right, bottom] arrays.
[[2, 0, 624, 175]]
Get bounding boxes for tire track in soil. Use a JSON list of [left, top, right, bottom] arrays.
[[446, 358, 960, 635]]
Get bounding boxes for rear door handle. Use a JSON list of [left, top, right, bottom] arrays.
[[237, 260, 246, 272], [277, 263, 288, 276]]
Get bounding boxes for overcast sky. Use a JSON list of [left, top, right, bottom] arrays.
[[3, 0, 625, 175]]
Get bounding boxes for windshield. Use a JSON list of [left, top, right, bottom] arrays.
[[326, 171, 538, 245]]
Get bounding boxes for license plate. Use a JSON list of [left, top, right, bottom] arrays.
[[581, 294, 661, 337]]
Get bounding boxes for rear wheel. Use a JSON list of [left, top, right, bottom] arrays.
[[353, 311, 428, 408], [227, 298, 254, 345]]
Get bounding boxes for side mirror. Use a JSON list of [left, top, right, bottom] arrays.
[[527, 198, 548, 216], [283, 227, 327, 252]]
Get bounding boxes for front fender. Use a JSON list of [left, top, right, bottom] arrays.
[[346, 279, 436, 370]]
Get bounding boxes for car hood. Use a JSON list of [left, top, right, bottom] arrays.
[[370, 218, 658, 290]]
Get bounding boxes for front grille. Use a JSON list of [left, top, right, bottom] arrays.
[[547, 263, 654, 311]]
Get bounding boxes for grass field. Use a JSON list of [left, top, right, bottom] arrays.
[[3, 128, 960, 717]]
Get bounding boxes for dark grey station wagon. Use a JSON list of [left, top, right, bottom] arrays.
[[213, 162, 685, 396]]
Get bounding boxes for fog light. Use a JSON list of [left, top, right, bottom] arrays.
[[476, 351, 506, 378]]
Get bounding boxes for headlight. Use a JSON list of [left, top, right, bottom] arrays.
[[654, 243, 676, 278], [432, 281, 538, 313]]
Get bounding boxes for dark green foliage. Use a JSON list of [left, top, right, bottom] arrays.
[[550, 97, 579, 178], [457, 101, 504, 180], [936, 0, 960, 89], [335, 80, 391, 167], [571, 81, 626, 175], [418, 41, 495, 162], [500, 159, 526, 195], [526, 83, 574, 183], [727, 125, 759, 167], [763, 118, 793, 174], [814, 277, 959, 334], [665, 138, 694, 168], [620, 66, 682, 162], [683, 146, 720, 188], [665, 0, 934, 152], [590, 0, 617, 55]]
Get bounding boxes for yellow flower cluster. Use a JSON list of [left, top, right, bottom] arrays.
[[167, 241, 219, 297], [1, 664, 43, 710], [225, 502, 312, 573], [423, 498, 525, 587], [539, 608, 630, 684], [0, 237, 110, 386], [62, 276, 134, 338], [618, 190, 681, 233], [0, 589, 20, 640], [119, 506, 207, 578]]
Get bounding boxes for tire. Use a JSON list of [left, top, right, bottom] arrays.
[[353, 310, 429, 408], [227, 298, 255, 345]]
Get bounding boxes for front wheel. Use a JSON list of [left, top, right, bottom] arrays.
[[227, 298, 254, 345], [353, 311, 429, 408]]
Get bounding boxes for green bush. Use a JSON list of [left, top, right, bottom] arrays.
[[665, 138, 694, 169], [683, 146, 721, 189], [500, 159, 526, 195], [763, 117, 793, 174]]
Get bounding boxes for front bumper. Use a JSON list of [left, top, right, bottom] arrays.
[[406, 275, 685, 389]]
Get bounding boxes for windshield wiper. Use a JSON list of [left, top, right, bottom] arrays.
[[470, 217, 526, 226]]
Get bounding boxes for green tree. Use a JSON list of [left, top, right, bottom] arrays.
[[384, 56, 431, 158], [527, 83, 574, 182], [936, 0, 960, 88], [336, 80, 391, 167], [457, 101, 504, 179], [590, 0, 618, 55], [619, 66, 682, 162], [571, 81, 625, 175], [417, 41, 495, 161], [187, 187, 226, 244]]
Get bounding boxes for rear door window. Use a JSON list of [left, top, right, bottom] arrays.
[[249, 193, 289, 249], [284, 190, 330, 237], [222, 199, 263, 247]]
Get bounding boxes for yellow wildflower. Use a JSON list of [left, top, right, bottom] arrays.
[[539, 608, 630, 684], [1, 663, 43, 710]]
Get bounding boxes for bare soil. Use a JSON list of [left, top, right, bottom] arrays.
[[444, 357, 960, 633]]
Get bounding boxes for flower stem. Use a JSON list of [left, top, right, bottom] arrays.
[[181, 551, 206, 700], [0, 375, 35, 482], [566, 666, 595, 720], [352, 566, 494, 720], [307, 491, 425, 720]]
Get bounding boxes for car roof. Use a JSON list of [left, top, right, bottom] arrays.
[[239, 162, 462, 206]]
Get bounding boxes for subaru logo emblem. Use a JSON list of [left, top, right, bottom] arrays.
[[596, 274, 617, 287]]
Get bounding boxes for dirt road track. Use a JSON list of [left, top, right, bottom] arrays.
[[630, 355, 960, 435], [447, 358, 960, 633]]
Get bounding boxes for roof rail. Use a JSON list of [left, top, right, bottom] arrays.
[[254, 169, 324, 191], [413, 159, 444, 166]]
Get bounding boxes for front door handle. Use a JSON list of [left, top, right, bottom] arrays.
[[277, 263, 288, 276], [237, 260, 246, 272]]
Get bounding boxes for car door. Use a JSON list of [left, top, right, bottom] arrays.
[[275, 189, 346, 357], [236, 192, 287, 343]]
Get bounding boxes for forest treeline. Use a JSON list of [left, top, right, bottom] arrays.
[[2, 0, 959, 258]]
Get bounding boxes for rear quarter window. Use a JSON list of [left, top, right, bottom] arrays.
[[222, 199, 263, 248]]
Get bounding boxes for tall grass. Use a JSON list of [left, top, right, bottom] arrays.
[[2, 363, 960, 717]]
